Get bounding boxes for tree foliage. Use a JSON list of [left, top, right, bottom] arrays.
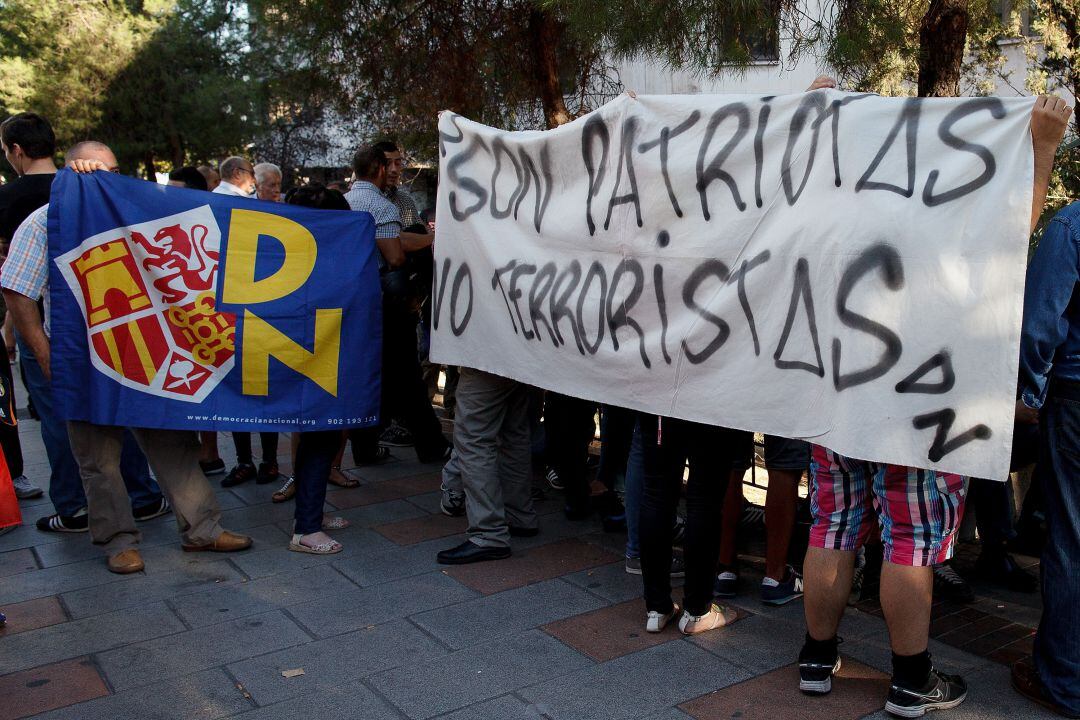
[[0, 0, 258, 177]]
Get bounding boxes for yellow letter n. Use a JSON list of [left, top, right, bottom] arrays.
[[242, 309, 342, 397]]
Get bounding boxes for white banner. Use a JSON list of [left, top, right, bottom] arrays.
[[431, 90, 1035, 479]]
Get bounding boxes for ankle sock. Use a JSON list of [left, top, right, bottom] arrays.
[[892, 650, 932, 688], [801, 633, 838, 662]]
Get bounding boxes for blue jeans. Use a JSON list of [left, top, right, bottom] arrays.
[[1034, 389, 1080, 715], [293, 431, 339, 535], [624, 420, 644, 559], [17, 337, 159, 515]]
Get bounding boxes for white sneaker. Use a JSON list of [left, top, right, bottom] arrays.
[[678, 603, 736, 635], [645, 603, 680, 633], [12, 475, 43, 499]]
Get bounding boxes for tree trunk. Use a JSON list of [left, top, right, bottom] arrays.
[[917, 0, 969, 97], [527, 9, 572, 129], [142, 151, 157, 180]]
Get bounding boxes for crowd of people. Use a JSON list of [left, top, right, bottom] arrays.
[[0, 76, 1077, 719]]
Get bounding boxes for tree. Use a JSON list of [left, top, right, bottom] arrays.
[[245, 0, 621, 156], [0, 0, 259, 177]]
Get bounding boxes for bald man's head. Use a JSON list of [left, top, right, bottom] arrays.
[[64, 141, 118, 172]]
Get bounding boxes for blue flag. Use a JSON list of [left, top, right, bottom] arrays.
[[47, 170, 382, 431]]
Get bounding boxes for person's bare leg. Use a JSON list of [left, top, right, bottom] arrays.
[[879, 562, 933, 655], [765, 469, 800, 581], [199, 432, 220, 463], [804, 545, 856, 641]]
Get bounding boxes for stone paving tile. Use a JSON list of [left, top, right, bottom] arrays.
[[60, 560, 243, 619], [0, 596, 68, 636], [368, 629, 593, 720], [0, 601, 185, 675], [542, 598, 681, 662], [325, 471, 442, 510], [288, 570, 477, 639], [687, 611, 804, 674], [405, 490, 444, 515], [987, 635, 1034, 666], [26, 667, 251, 720], [517, 638, 752, 720], [0, 525, 64, 553], [227, 526, 399, 579], [168, 563, 358, 627], [562, 561, 648, 603], [290, 497, 428, 535], [95, 610, 310, 691], [0, 547, 37, 577], [432, 695, 548, 720], [331, 534, 470, 587], [958, 623, 1035, 658], [411, 577, 606, 650], [220, 501, 304, 531], [373, 512, 467, 545], [226, 683, 402, 720], [227, 618, 449, 706], [842, 635, 993, 677], [0, 558, 123, 606], [352, 456, 449, 483], [444, 538, 620, 595], [678, 659, 889, 720], [0, 657, 109, 720]]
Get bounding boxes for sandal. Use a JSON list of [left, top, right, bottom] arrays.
[[272, 476, 296, 503], [327, 466, 359, 488], [322, 516, 350, 530], [288, 533, 342, 555]]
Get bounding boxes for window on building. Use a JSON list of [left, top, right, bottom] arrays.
[[718, 9, 780, 63]]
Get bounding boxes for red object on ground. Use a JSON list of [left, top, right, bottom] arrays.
[[0, 449, 21, 529]]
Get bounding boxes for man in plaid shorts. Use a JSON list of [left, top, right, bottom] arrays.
[[797, 95, 1073, 718]]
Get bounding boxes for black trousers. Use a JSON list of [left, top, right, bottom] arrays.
[[231, 432, 278, 466], [638, 414, 753, 616], [354, 302, 448, 461], [543, 392, 596, 512]]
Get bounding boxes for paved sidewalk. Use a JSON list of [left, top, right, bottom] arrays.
[[0, 392, 1056, 719]]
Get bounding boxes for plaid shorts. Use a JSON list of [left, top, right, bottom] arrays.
[[808, 445, 967, 567]]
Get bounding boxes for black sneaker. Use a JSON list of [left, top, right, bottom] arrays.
[[885, 668, 967, 717], [932, 563, 974, 603], [36, 511, 89, 533], [132, 497, 171, 521], [761, 565, 804, 606], [715, 569, 739, 597], [545, 467, 564, 491], [200, 458, 226, 476], [799, 646, 842, 695], [379, 423, 415, 447], [257, 461, 282, 485], [222, 463, 256, 487]]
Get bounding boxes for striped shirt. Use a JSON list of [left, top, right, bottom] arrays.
[[0, 204, 51, 334], [385, 186, 420, 228], [345, 181, 402, 240]]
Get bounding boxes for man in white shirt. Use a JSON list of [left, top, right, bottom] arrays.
[[213, 157, 256, 198]]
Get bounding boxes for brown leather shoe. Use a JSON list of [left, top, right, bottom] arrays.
[[107, 548, 144, 574], [1012, 656, 1080, 718], [181, 530, 253, 553]]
